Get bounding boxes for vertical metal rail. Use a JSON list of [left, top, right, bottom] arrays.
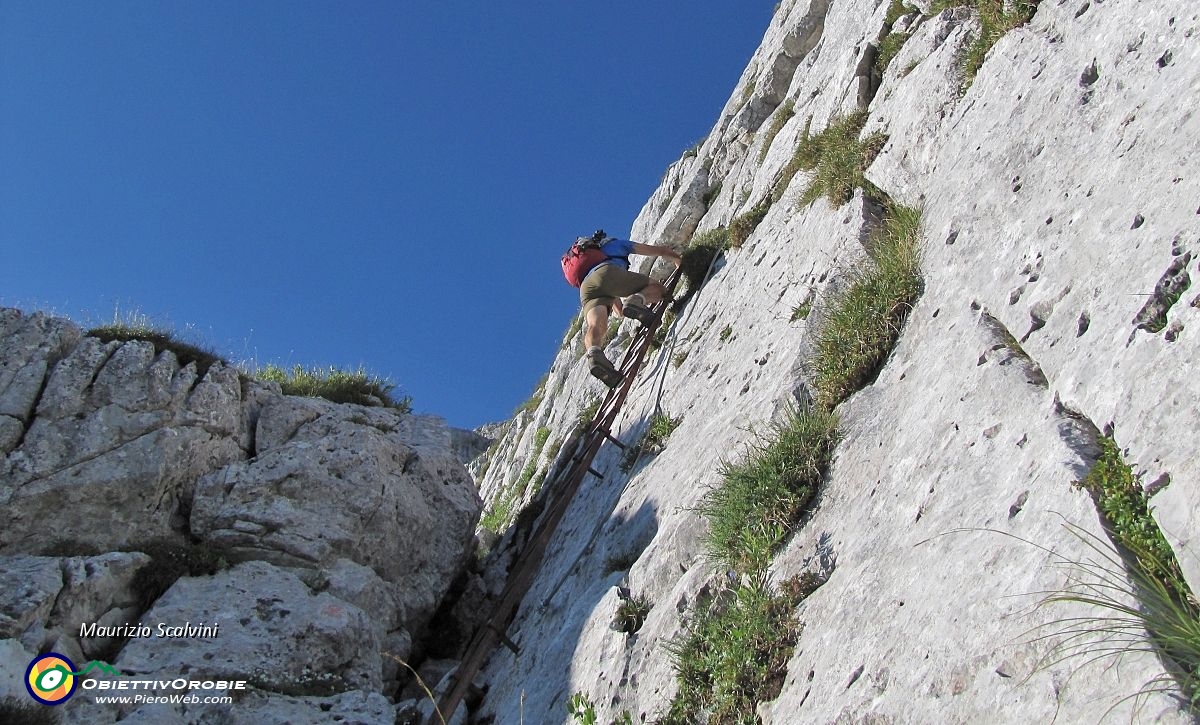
[[431, 268, 681, 724]]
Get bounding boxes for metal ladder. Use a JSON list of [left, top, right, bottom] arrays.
[[431, 267, 682, 724]]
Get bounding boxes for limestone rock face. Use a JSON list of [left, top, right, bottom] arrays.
[[52, 552, 152, 659], [2, 0, 1196, 719], [0, 637, 33, 701], [0, 555, 63, 641], [0, 550, 152, 670], [0, 310, 81, 431], [0, 327, 247, 554], [470, 0, 1200, 722], [0, 306, 484, 721], [449, 426, 492, 467], [190, 397, 481, 631], [116, 560, 382, 694], [865, 0, 1200, 593]]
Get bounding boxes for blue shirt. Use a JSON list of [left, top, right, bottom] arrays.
[[594, 237, 634, 271]]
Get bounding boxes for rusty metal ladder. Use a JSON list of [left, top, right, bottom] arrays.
[[430, 268, 681, 724]]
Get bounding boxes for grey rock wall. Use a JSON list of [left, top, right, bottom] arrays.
[[0, 308, 482, 723]]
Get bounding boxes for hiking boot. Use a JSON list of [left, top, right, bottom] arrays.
[[587, 350, 624, 388], [622, 294, 656, 325]]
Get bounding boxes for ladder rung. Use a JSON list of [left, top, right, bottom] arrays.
[[486, 623, 520, 655]]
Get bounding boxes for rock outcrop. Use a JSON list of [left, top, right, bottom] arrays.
[[0, 310, 482, 723], [116, 561, 383, 694], [468, 0, 1199, 723], [190, 397, 480, 632]]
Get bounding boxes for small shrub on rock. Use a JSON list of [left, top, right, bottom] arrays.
[[621, 412, 682, 472], [576, 396, 603, 431], [758, 100, 796, 162], [612, 592, 652, 634], [1074, 436, 1186, 588], [790, 299, 812, 322]]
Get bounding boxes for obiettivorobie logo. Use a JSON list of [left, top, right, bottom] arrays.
[[25, 653, 117, 705], [25, 654, 247, 707]]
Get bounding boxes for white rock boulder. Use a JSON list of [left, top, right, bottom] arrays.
[[116, 560, 382, 695]]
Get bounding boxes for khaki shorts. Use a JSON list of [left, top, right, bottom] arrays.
[[579, 264, 652, 315]]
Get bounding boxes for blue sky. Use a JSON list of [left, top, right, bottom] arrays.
[[1, 2, 772, 429]]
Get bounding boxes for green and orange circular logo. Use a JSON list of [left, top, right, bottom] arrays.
[[25, 653, 79, 705]]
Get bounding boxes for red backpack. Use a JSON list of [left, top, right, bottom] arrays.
[[561, 231, 610, 287]]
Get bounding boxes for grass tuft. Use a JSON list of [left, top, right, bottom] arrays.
[[88, 321, 226, 378], [729, 199, 772, 249], [1074, 436, 1188, 597], [513, 373, 549, 416], [672, 227, 731, 314], [758, 100, 797, 163], [564, 314, 585, 355], [576, 396, 603, 433], [652, 310, 679, 352], [603, 318, 622, 347], [663, 579, 805, 724], [257, 364, 410, 411], [604, 550, 641, 575], [660, 203, 924, 725], [701, 407, 838, 575], [791, 111, 887, 207], [929, 0, 1042, 90], [613, 592, 652, 634], [885, 0, 913, 25], [1033, 520, 1200, 708], [621, 412, 682, 472], [810, 204, 923, 409], [667, 402, 838, 720], [478, 499, 513, 536], [875, 32, 909, 76], [876, 0, 918, 76], [703, 181, 724, 210], [738, 79, 757, 108], [129, 538, 230, 610], [480, 426, 553, 534]]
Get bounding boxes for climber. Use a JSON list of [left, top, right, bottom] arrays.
[[567, 234, 681, 387]]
